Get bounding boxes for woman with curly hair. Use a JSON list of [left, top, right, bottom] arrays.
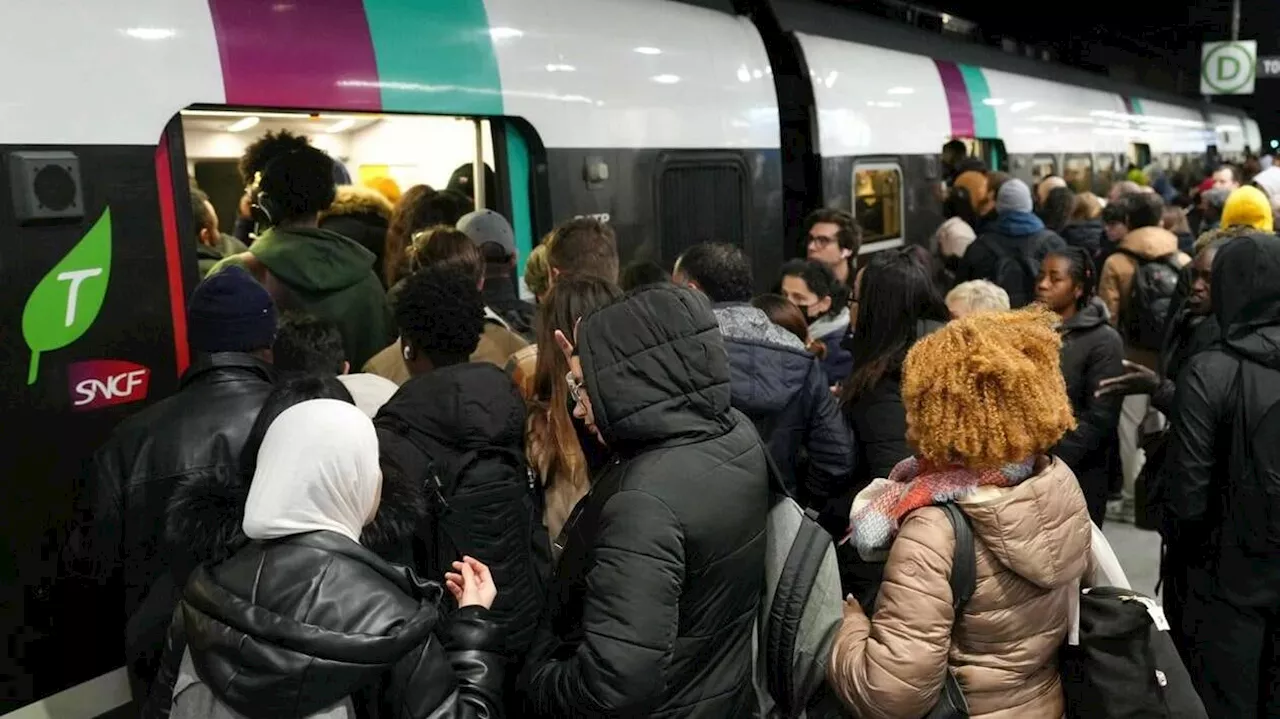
[[829, 308, 1093, 719]]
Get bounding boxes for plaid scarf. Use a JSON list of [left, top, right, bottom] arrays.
[[851, 455, 1036, 556]]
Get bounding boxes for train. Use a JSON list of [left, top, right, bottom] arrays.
[[1, 0, 1257, 714]]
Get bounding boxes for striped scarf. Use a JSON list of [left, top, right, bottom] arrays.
[[851, 455, 1036, 556]]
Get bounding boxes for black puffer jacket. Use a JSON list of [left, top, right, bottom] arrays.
[[142, 531, 504, 719], [714, 304, 854, 505], [524, 286, 769, 718], [61, 353, 275, 695], [1164, 233, 1280, 604], [1060, 219, 1104, 257], [1053, 299, 1124, 523], [373, 363, 544, 655]]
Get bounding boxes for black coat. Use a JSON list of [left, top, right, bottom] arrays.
[[714, 304, 854, 505], [373, 363, 543, 655], [1060, 219, 1104, 257], [1164, 233, 1280, 607], [61, 353, 275, 695], [1053, 300, 1124, 523], [143, 531, 504, 719], [524, 286, 768, 718]]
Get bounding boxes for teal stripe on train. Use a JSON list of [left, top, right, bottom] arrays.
[[957, 64, 998, 138], [362, 0, 504, 114], [506, 128, 533, 276]]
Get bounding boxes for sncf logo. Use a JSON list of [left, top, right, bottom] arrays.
[[68, 360, 151, 411]]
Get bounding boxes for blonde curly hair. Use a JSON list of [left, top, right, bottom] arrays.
[[902, 306, 1076, 469]]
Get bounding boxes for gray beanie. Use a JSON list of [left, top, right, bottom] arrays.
[[996, 179, 1033, 214]]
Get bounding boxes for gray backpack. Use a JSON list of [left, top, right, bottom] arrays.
[[754, 451, 850, 718]]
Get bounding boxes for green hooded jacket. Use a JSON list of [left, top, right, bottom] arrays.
[[211, 226, 392, 368]]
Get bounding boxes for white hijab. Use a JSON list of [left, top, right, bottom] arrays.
[[242, 399, 382, 544]]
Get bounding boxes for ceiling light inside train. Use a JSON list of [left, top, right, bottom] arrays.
[[123, 27, 176, 40], [226, 116, 260, 133], [652, 74, 681, 84], [634, 47, 662, 55], [490, 27, 523, 40]]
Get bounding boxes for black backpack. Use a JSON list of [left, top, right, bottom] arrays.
[[387, 425, 547, 655], [1227, 356, 1280, 554], [1117, 250, 1181, 351], [1061, 586, 1206, 718], [977, 234, 1042, 308]]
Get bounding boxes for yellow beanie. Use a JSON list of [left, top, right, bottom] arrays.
[[1221, 185, 1274, 232]]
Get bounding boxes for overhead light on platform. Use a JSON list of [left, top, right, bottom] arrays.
[[634, 46, 662, 55], [490, 27, 524, 40], [652, 74, 681, 84], [887, 86, 915, 95], [737, 65, 752, 83], [226, 116, 260, 133], [982, 98, 1006, 106], [546, 63, 576, 72]]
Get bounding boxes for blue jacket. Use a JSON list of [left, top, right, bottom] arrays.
[[714, 305, 856, 505]]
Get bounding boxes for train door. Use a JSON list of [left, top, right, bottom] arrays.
[[1093, 153, 1117, 195], [1029, 155, 1057, 184], [1128, 142, 1151, 171]]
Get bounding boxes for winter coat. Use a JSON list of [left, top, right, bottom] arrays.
[[1163, 232, 1280, 606], [371, 362, 544, 655], [811, 307, 853, 386], [523, 285, 768, 718], [1153, 310, 1219, 417], [958, 211, 1066, 307], [318, 185, 393, 288], [196, 234, 249, 279], [714, 304, 854, 504], [829, 458, 1093, 719], [213, 226, 393, 368], [1097, 226, 1191, 370], [61, 354, 275, 696], [482, 275, 536, 342], [1053, 299, 1124, 524], [142, 531, 505, 719], [364, 312, 529, 386], [1059, 219, 1104, 257]]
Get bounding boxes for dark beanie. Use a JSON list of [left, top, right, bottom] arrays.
[[188, 266, 278, 353]]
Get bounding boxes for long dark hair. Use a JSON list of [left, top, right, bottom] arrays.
[[840, 248, 948, 405], [751, 293, 827, 358], [1039, 187, 1075, 233], [1045, 247, 1097, 311]]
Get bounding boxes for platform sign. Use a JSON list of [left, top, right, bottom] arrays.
[[1202, 40, 1256, 95], [1260, 56, 1280, 79]]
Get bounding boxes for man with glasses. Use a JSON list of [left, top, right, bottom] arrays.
[[804, 208, 861, 298]]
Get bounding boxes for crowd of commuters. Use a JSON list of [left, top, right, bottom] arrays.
[[59, 127, 1280, 719]]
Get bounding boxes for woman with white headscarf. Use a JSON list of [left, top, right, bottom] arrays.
[[144, 400, 503, 719]]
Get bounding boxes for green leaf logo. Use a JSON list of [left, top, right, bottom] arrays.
[[22, 208, 112, 385]]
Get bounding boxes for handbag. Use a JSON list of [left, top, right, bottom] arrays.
[[925, 504, 975, 719]]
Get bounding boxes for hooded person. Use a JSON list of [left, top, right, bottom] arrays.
[[958, 178, 1067, 307], [1161, 232, 1280, 718], [522, 284, 768, 718], [62, 266, 279, 701], [828, 307, 1092, 719], [143, 400, 506, 719], [211, 145, 394, 369], [318, 184, 395, 287]]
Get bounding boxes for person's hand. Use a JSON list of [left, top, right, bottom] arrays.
[[1095, 360, 1160, 398], [843, 595, 864, 618], [445, 556, 497, 609]]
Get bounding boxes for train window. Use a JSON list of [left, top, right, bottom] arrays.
[[1160, 154, 1174, 171], [852, 161, 904, 253], [1064, 155, 1092, 192], [655, 152, 750, 262], [1030, 155, 1056, 182], [1093, 154, 1117, 195], [1128, 143, 1151, 169], [963, 138, 1008, 172]]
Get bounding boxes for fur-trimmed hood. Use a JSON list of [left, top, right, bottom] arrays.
[[319, 184, 394, 222], [164, 468, 250, 585], [359, 444, 428, 563]]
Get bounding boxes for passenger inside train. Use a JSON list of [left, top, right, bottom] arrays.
[[9, 2, 1280, 718]]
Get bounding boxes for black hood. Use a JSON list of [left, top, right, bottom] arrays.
[[376, 362, 525, 451], [578, 285, 733, 452], [1212, 232, 1280, 369], [1061, 297, 1110, 333]]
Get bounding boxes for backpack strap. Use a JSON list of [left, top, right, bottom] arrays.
[[940, 504, 976, 619]]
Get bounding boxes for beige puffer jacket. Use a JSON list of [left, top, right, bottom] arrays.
[[1097, 226, 1190, 369], [829, 457, 1092, 719]]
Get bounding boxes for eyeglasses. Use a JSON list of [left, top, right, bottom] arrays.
[[808, 234, 839, 248]]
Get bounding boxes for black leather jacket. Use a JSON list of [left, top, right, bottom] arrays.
[[62, 353, 275, 692], [144, 531, 504, 719]]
